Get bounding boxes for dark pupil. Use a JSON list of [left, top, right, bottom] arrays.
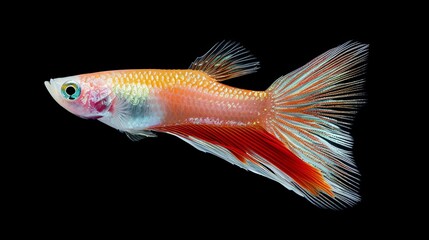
[[66, 86, 76, 96]]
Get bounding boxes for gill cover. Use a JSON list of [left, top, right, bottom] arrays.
[[45, 75, 113, 119]]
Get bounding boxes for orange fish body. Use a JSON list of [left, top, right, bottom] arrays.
[[87, 69, 269, 127], [45, 41, 368, 209]]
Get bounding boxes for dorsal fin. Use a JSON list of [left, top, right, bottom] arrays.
[[189, 41, 260, 81]]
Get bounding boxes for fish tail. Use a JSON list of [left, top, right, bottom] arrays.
[[150, 41, 368, 209], [264, 41, 368, 208]]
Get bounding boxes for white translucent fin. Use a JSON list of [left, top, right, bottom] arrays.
[[125, 130, 157, 141], [189, 41, 260, 81], [175, 133, 360, 209], [98, 97, 157, 141], [170, 134, 304, 198], [266, 41, 368, 208]]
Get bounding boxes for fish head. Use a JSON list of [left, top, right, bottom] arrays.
[[45, 75, 113, 119]]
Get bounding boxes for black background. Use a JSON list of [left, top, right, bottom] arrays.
[[9, 3, 414, 238]]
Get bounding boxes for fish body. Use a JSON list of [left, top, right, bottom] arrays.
[[45, 41, 368, 209], [90, 69, 267, 129]]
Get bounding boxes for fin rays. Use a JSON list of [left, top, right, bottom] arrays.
[[266, 41, 368, 208], [151, 124, 339, 207], [189, 41, 260, 81]]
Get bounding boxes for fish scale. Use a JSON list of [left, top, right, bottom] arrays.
[[45, 41, 367, 209], [86, 69, 270, 127]]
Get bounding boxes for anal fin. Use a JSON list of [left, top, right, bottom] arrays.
[[151, 124, 334, 205]]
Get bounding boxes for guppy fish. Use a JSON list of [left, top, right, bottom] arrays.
[[45, 41, 367, 209]]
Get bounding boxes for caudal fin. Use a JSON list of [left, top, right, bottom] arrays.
[[151, 41, 367, 209], [265, 41, 368, 209]]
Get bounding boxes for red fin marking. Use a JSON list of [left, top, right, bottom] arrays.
[[152, 124, 333, 196]]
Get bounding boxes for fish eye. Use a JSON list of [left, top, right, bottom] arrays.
[[61, 81, 81, 100]]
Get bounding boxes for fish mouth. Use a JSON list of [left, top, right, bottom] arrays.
[[45, 79, 64, 107], [44, 80, 55, 96]]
